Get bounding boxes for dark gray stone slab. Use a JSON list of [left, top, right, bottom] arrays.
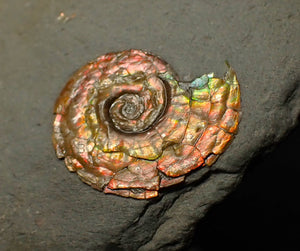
[[0, 0, 299, 250], [188, 125, 300, 251]]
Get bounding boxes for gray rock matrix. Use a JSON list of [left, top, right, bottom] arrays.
[[0, 0, 299, 250]]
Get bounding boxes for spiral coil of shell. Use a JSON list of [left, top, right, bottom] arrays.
[[53, 49, 241, 199]]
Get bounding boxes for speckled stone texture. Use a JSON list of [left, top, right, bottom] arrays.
[[0, 0, 299, 250]]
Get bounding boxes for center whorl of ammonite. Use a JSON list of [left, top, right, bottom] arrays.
[[107, 75, 167, 133], [117, 94, 144, 119]]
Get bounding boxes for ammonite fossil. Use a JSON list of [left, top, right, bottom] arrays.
[[53, 49, 241, 199]]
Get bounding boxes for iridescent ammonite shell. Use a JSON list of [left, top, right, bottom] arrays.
[[53, 49, 241, 199]]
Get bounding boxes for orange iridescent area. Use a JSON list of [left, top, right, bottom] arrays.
[[53, 49, 241, 199]]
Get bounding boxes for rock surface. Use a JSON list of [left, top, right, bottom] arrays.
[[188, 125, 300, 251], [0, 0, 299, 250]]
